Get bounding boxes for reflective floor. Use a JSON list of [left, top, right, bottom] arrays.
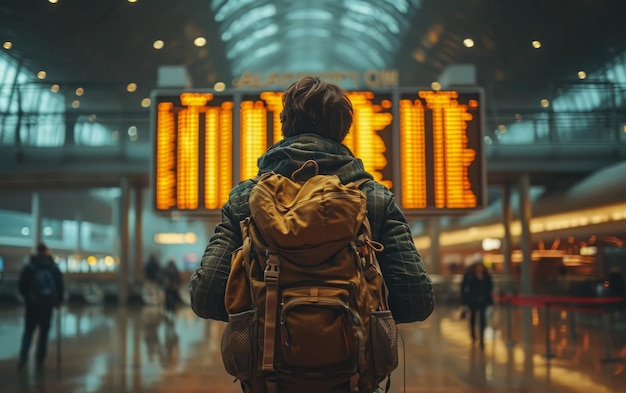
[[1, 300, 625, 393]]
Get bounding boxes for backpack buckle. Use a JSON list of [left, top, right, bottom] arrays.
[[264, 256, 280, 283]]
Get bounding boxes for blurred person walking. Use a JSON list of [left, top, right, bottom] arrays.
[[162, 259, 182, 316], [17, 242, 64, 369], [460, 261, 493, 348], [143, 253, 162, 305]]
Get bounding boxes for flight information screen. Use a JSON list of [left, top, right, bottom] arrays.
[[152, 89, 484, 215]]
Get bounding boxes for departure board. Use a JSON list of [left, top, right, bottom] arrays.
[[152, 89, 484, 215]]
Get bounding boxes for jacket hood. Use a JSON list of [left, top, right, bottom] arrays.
[[256, 134, 373, 184], [30, 254, 56, 269]]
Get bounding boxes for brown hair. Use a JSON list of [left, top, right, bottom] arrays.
[[280, 76, 353, 142]]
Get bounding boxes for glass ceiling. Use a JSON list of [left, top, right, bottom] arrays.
[[493, 50, 626, 145], [210, 0, 423, 76]]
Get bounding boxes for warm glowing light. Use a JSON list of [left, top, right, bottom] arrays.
[[141, 98, 151, 107], [214, 82, 226, 92], [127, 82, 137, 92], [414, 202, 626, 249], [51, 84, 60, 93], [399, 91, 480, 210], [153, 89, 484, 213], [154, 232, 198, 244], [240, 100, 268, 180], [540, 98, 550, 108], [3, 41, 12, 50], [399, 99, 426, 208], [463, 38, 475, 48], [87, 256, 97, 265], [155, 94, 233, 211], [71, 100, 80, 108], [344, 92, 393, 189], [75, 87, 84, 96], [194, 37, 207, 47], [49, 0, 58, 3], [431, 81, 441, 91], [37, 71, 47, 79], [532, 40, 542, 49], [577, 71, 587, 80], [153, 40, 165, 50]]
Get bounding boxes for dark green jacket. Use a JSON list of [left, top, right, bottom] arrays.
[[190, 134, 434, 323]]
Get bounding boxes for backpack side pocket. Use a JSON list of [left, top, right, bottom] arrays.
[[370, 310, 398, 377], [221, 309, 256, 380]]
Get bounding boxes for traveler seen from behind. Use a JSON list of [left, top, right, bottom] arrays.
[[17, 242, 64, 370], [190, 76, 435, 392]]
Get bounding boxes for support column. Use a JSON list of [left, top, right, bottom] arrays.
[[518, 174, 533, 296], [118, 178, 130, 305], [501, 182, 514, 293], [31, 192, 42, 252], [429, 218, 441, 274], [134, 185, 144, 283], [518, 174, 534, 350]]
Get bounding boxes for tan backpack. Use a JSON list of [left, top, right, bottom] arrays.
[[221, 160, 398, 393]]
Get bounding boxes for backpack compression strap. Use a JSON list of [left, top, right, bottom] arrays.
[[241, 218, 279, 372], [262, 250, 280, 372]]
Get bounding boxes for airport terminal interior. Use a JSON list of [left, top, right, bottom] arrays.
[[1, 0, 626, 392]]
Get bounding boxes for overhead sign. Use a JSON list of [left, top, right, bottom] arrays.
[[152, 89, 485, 215]]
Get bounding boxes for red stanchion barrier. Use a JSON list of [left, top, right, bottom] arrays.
[[498, 295, 626, 361]]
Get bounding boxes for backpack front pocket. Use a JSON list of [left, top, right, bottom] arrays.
[[279, 287, 360, 369], [221, 309, 256, 380]]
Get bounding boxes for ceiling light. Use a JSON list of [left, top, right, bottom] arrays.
[[141, 98, 151, 108], [540, 98, 550, 108], [214, 82, 226, 92], [88, 114, 97, 122], [127, 82, 137, 92], [71, 100, 80, 108], [412, 49, 425, 63], [431, 81, 441, 91], [532, 40, 542, 49], [75, 87, 84, 96], [3, 41, 12, 50], [49, 0, 58, 3], [37, 71, 47, 80], [463, 38, 475, 48], [194, 37, 207, 47], [128, 0, 137, 2], [578, 71, 587, 80], [51, 84, 60, 93], [153, 40, 164, 50]]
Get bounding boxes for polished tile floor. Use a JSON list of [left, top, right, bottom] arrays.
[[1, 300, 625, 393]]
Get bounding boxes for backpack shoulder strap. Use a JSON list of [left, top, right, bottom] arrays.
[[348, 177, 372, 189]]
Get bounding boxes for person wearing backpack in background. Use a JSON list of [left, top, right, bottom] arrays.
[[17, 242, 64, 370], [190, 76, 435, 392]]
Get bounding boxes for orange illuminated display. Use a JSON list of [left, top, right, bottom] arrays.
[[152, 89, 484, 214], [154, 93, 234, 212], [399, 99, 427, 208], [399, 91, 482, 211], [344, 92, 393, 189]]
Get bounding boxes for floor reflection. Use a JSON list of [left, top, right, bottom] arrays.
[[0, 303, 624, 393]]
